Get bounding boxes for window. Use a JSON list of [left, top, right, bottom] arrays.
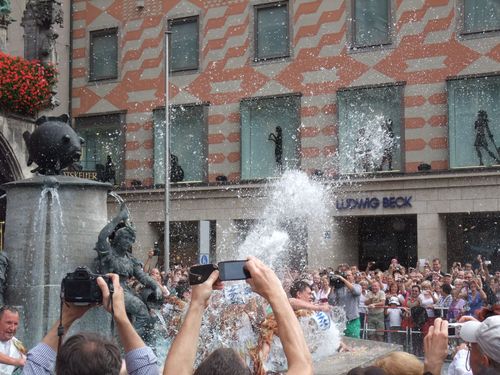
[[254, 1, 290, 61], [89, 29, 118, 81], [462, 0, 500, 34], [337, 84, 403, 174], [169, 17, 199, 72], [75, 113, 125, 184], [448, 75, 500, 168], [240, 95, 300, 180], [351, 0, 391, 48], [153, 104, 208, 185]]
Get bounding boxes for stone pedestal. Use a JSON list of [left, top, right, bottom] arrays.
[[2, 175, 111, 348]]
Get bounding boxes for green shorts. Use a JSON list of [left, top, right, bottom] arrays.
[[344, 318, 361, 338]]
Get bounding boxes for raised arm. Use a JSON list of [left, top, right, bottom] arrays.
[[163, 271, 222, 375], [246, 256, 313, 375], [95, 203, 129, 255], [98, 274, 159, 375], [289, 297, 330, 312]]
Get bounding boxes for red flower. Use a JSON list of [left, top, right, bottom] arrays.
[[0, 52, 58, 116]]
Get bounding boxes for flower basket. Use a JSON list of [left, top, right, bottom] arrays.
[[0, 52, 58, 116]]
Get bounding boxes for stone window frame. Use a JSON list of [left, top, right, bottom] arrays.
[[239, 92, 302, 181], [88, 28, 119, 82], [336, 81, 406, 175], [74, 111, 127, 184], [252, 0, 292, 63], [167, 15, 200, 74], [152, 103, 209, 186], [347, 0, 395, 52], [446, 72, 500, 169], [456, 0, 500, 39]]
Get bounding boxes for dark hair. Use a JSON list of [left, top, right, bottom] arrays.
[[441, 284, 452, 295], [175, 281, 191, 300], [56, 333, 121, 375], [194, 348, 251, 375], [412, 285, 421, 293], [289, 280, 311, 298], [0, 306, 19, 319]]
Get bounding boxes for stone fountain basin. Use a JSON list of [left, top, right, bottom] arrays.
[[314, 338, 403, 375]]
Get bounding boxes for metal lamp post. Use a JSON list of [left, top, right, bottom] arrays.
[[163, 30, 170, 272]]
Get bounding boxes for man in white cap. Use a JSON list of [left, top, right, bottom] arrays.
[[459, 316, 500, 374]]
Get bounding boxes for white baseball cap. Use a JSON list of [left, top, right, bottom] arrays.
[[459, 316, 500, 363]]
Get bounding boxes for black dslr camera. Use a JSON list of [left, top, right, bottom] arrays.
[[329, 271, 346, 289], [62, 266, 112, 304]]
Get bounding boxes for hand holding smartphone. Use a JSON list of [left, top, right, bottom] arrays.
[[189, 260, 250, 285]]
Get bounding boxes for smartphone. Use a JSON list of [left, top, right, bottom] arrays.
[[189, 264, 217, 285], [218, 260, 251, 281]]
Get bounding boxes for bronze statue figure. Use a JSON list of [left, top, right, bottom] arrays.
[[268, 126, 283, 171], [96, 155, 116, 184], [474, 110, 500, 166], [170, 154, 184, 182], [93, 203, 162, 336], [379, 118, 394, 171], [0, 252, 8, 305]]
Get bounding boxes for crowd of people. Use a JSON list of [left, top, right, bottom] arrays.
[[0, 251, 498, 374]]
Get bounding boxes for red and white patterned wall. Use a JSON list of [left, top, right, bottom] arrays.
[[71, 0, 500, 186]]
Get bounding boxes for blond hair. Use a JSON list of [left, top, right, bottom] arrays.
[[373, 351, 423, 375]]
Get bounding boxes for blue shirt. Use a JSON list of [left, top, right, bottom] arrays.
[[23, 343, 159, 375]]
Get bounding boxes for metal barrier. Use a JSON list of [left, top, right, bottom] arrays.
[[360, 305, 453, 355]]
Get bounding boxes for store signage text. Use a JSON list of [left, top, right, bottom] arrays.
[[336, 196, 412, 210], [63, 170, 98, 180]]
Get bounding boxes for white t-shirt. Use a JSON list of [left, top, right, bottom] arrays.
[[386, 307, 402, 327], [448, 349, 473, 375], [0, 338, 24, 375]]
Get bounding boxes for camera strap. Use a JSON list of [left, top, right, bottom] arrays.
[[57, 281, 65, 351], [108, 287, 115, 334]]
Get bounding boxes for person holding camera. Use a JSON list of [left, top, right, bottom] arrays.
[[23, 273, 159, 375], [329, 270, 362, 338]]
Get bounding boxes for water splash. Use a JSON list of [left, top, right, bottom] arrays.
[[157, 170, 344, 372], [236, 170, 330, 272]]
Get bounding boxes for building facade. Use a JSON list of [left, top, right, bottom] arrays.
[[0, 0, 71, 247], [69, 0, 500, 270]]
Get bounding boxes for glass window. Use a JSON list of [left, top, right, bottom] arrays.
[[240, 95, 300, 180], [448, 75, 500, 168], [255, 1, 290, 61], [352, 0, 390, 47], [463, 0, 500, 34], [169, 17, 199, 72], [153, 104, 207, 185], [337, 84, 403, 174], [89, 29, 118, 81], [75, 113, 125, 184]]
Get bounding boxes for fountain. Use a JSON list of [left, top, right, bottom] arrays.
[[1, 115, 112, 348], [152, 170, 401, 374]]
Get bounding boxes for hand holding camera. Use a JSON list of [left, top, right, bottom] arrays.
[[62, 267, 113, 304]]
